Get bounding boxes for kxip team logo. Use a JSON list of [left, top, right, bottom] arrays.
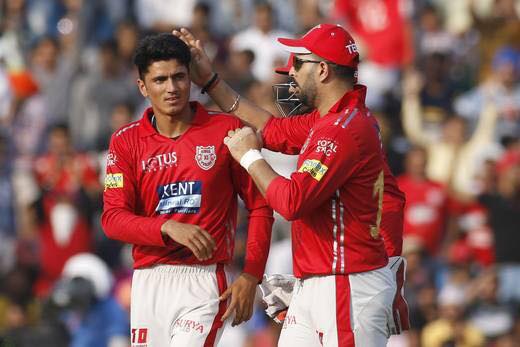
[[195, 145, 216, 170]]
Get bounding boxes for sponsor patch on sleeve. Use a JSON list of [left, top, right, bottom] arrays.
[[298, 159, 328, 181], [104, 173, 124, 189]]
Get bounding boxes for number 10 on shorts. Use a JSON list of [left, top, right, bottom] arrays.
[[131, 328, 148, 345]]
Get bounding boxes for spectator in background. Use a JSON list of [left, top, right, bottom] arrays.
[[48, 253, 129, 347], [32, 124, 101, 296], [419, 53, 456, 122], [224, 49, 257, 95], [397, 146, 449, 256], [135, 0, 196, 31], [69, 40, 140, 150], [479, 147, 520, 304], [114, 20, 139, 73], [29, 36, 80, 125], [402, 70, 501, 196], [334, 0, 414, 109], [4, 70, 48, 158], [466, 269, 515, 342], [469, 0, 520, 80], [230, 2, 290, 82], [0, 132, 16, 274], [422, 284, 485, 347], [416, 4, 457, 58], [455, 46, 520, 142], [0, 0, 30, 70], [0, 266, 48, 346]]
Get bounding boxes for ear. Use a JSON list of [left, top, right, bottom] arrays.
[[137, 79, 148, 98], [317, 62, 331, 82]]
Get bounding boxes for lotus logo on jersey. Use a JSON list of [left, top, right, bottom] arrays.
[[195, 146, 216, 170], [141, 152, 177, 172]]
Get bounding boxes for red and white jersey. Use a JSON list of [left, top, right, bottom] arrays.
[[262, 85, 401, 278], [101, 102, 273, 279], [397, 175, 448, 255]]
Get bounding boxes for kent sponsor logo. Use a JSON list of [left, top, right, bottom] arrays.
[[298, 159, 328, 181], [155, 181, 202, 214], [141, 151, 177, 172]]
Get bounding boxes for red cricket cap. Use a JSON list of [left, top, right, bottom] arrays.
[[274, 53, 294, 75], [277, 24, 359, 68]]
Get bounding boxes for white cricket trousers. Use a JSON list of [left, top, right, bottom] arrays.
[[130, 264, 229, 347], [278, 263, 396, 347]]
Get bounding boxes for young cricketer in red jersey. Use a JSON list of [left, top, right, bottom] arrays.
[[101, 34, 273, 347], [175, 24, 408, 346]]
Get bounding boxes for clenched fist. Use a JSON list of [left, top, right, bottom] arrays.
[[223, 127, 262, 162]]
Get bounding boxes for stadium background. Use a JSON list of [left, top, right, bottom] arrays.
[[0, 0, 519, 346]]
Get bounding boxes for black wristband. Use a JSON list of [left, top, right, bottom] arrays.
[[201, 73, 218, 94]]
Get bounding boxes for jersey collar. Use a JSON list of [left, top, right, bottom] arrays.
[[139, 101, 209, 138], [328, 84, 367, 114]]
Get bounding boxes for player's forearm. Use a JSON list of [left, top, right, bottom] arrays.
[[247, 160, 305, 221], [101, 208, 166, 247], [209, 79, 272, 131], [246, 159, 280, 197], [243, 211, 274, 280]]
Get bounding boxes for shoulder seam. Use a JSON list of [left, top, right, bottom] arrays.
[[115, 122, 140, 137]]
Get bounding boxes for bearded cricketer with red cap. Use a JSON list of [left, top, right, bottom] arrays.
[[175, 24, 408, 346]]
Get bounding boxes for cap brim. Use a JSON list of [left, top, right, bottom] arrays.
[[277, 38, 311, 54], [274, 66, 290, 75], [274, 53, 294, 75]]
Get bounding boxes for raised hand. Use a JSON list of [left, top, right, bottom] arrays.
[[161, 220, 216, 261], [172, 28, 214, 87]]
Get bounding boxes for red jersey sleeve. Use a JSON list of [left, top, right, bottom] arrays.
[[261, 113, 317, 154], [265, 124, 364, 221], [101, 134, 166, 247], [231, 157, 274, 280]]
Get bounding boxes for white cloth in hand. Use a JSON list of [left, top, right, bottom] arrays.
[[259, 274, 296, 323]]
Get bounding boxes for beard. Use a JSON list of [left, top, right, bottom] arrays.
[[295, 75, 317, 109]]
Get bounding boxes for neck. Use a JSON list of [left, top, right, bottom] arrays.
[[153, 103, 194, 138], [316, 82, 353, 117]]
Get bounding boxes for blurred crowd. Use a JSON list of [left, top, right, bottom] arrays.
[[0, 0, 519, 346]]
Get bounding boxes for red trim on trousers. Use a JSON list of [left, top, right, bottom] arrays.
[[392, 261, 410, 332], [335, 275, 355, 346], [204, 264, 227, 347]]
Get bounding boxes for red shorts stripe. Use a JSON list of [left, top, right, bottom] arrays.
[[392, 260, 410, 332], [335, 275, 355, 347], [204, 264, 227, 347]]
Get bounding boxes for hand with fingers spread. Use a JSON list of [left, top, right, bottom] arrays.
[[223, 127, 263, 163], [220, 272, 258, 326], [172, 28, 214, 87], [161, 220, 216, 261]]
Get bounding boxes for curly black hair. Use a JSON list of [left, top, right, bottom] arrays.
[[133, 33, 191, 80]]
